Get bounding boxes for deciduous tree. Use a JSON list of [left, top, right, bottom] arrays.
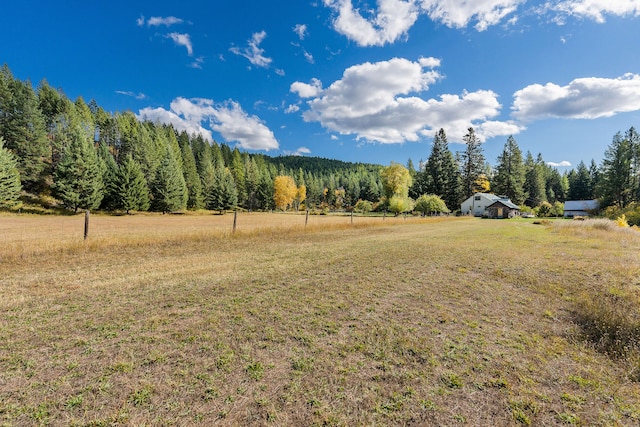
[[414, 194, 450, 215], [273, 175, 297, 211]]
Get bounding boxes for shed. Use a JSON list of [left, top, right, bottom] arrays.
[[486, 200, 520, 219], [563, 200, 599, 218]]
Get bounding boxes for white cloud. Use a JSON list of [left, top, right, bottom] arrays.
[[285, 104, 301, 114], [290, 78, 324, 98], [116, 90, 147, 100], [211, 101, 279, 150], [304, 50, 315, 64], [549, 0, 640, 23], [167, 33, 193, 56], [189, 57, 205, 69], [547, 160, 572, 167], [419, 0, 524, 31], [284, 146, 312, 156], [138, 97, 279, 151], [292, 57, 520, 143], [323, 0, 420, 46], [230, 31, 272, 68], [137, 15, 184, 27], [294, 24, 308, 39], [512, 73, 640, 121], [323, 0, 524, 46], [148, 16, 184, 27]]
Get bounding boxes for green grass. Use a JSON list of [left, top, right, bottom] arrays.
[[1, 214, 639, 425]]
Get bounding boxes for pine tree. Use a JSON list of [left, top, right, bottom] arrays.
[[245, 157, 260, 211], [53, 125, 104, 212], [423, 128, 461, 210], [208, 163, 238, 213], [589, 159, 600, 200], [567, 161, 592, 200], [96, 141, 118, 210], [112, 155, 150, 213], [598, 130, 634, 207], [0, 136, 21, 207], [523, 151, 546, 207], [230, 148, 247, 207], [492, 136, 526, 205], [459, 127, 485, 199], [256, 167, 274, 210], [180, 137, 204, 209], [151, 148, 187, 213], [0, 66, 49, 190]]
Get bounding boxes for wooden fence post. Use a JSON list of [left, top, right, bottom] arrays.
[[383, 210, 386, 221], [233, 210, 237, 233], [305, 209, 309, 227], [84, 210, 89, 240]]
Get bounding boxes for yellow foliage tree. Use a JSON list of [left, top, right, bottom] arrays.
[[273, 175, 297, 211], [380, 162, 412, 200], [473, 174, 491, 193], [294, 184, 306, 211]]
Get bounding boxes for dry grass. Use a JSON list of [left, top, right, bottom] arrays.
[[1, 214, 640, 426]]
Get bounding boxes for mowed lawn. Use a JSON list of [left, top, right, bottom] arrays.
[[1, 213, 639, 426]]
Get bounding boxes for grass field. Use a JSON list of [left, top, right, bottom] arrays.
[[1, 213, 640, 426]]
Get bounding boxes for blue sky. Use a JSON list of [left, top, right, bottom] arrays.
[[2, 1, 640, 169]]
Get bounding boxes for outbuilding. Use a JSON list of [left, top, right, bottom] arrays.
[[563, 200, 599, 218], [486, 199, 521, 219]]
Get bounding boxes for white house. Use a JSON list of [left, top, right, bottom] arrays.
[[461, 193, 516, 217], [563, 200, 599, 218]]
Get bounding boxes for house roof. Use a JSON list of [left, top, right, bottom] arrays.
[[487, 200, 520, 210], [564, 200, 599, 211]]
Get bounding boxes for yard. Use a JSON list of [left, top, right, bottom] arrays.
[[1, 213, 639, 425]]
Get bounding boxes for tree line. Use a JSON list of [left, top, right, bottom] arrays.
[[1, 63, 639, 220]]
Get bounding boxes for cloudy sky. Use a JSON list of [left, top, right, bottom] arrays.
[[2, 0, 640, 168]]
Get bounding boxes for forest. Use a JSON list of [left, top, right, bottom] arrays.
[[1, 64, 639, 223]]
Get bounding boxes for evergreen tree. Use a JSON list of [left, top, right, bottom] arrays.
[[151, 148, 188, 213], [423, 128, 462, 209], [459, 127, 485, 199], [53, 124, 104, 211], [492, 136, 526, 205], [208, 163, 238, 213], [74, 96, 95, 143], [0, 136, 21, 207], [360, 172, 381, 202], [230, 148, 247, 206], [598, 130, 634, 207], [256, 167, 274, 210], [37, 79, 68, 169], [567, 161, 592, 200], [627, 127, 640, 202], [0, 66, 49, 190], [523, 151, 546, 207], [180, 137, 204, 209], [111, 155, 150, 213], [96, 141, 118, 210], [589, 159, 600, 200], [245, 157, 260, 211]]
